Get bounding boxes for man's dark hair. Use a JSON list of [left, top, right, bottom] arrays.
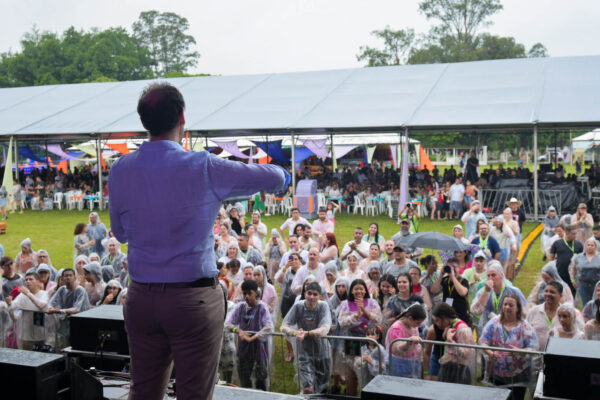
[[593, 225, 600, 232], [241, 279, 259, 292], [0, 256, 13, 267], [291, 207, 300, 213], [25, 272, 40, 280], [546, 280, 563, 294], [238, 233, 249, 240], [137, 83, 185, 136], [318, 207, 326, 213]]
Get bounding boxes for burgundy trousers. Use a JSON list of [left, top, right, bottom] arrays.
[[124, 281, 224, 400]]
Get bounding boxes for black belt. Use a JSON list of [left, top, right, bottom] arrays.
[[133, 276, 218, 289]]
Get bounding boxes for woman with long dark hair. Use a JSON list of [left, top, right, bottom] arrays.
[[432, 303, 475, 385], [338, 279, 382, 396], [386, 304, 426, 378]]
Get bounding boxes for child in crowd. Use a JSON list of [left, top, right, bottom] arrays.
[[354, 324, 387, 387], [219, 281, 236, 384], [225, 279, 274, 391], [326, 201, 340, 224]]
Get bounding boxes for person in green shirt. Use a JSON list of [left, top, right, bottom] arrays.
[[462, 251, 488, 304]]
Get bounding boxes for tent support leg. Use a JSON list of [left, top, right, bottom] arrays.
[[291, 132, 296, 196], [533, 125, 538, 221], [97, 135, 103, 211]]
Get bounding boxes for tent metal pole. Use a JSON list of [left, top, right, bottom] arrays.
[[533, 125, 539, 220], [14, 136, 19, 183], [569, 130, 573, 166], [96, 135, 103, 211], [44, 141, 50, 168], [266, 134, 270, 162], [291, 132, 296, 196]]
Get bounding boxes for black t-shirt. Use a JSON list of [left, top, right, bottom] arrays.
[[550, 239, 583, 276], [513, 208, 526, 230], [441, 276, 470, 323]]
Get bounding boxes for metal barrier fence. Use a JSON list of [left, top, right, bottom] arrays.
[[0, 310, 70, 353], [230, 331, 383, 395], [480, 189, 562, 220], [388, 337, 543, 395]]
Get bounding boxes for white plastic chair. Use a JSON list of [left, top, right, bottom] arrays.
[[282, 196, 293, 216], [93, 192, 102, 210], [317, 193, 327, 210], [53, 192, 64, 210], [365, 197, 378, 216], [265, 194, 277, 215], [353, 195, 365, 215], [30, 197, 40, 210]]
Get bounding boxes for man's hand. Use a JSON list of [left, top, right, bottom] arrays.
[[18, 286, 30, 296]]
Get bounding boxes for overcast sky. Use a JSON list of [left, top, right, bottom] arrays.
[[2, 0, 600, 76]]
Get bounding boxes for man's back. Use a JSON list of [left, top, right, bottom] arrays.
[[109, 140, 285, 283]]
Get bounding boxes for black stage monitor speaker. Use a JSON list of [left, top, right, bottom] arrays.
[[70, 364, 103, 400], [69, 304, 129, 355], [0, 348, 67, 400], [543, 337, 600, 399], [213, 385, 303, 399], [361, 375, 511, 400]]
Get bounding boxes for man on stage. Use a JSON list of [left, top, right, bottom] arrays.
[[109, 83, 289, 400]]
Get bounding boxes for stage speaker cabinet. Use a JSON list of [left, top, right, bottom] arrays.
[[543, 337, 600, 399], [294, 179, 318, 220], [361, 375, 511, 400], [69, 304, 129, 355], [0, 348, 67, 400]]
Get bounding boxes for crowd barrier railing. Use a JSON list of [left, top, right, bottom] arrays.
[[230, 331, 383, 394], [388, 337, 544, 394]]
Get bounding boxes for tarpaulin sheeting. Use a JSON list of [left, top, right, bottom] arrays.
[[18, 146, 44, 162], [253, 140, 289, 163], [490, 178, 586, 214]]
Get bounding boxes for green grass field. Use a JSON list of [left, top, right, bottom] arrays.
[[0, 209, 543, 394]]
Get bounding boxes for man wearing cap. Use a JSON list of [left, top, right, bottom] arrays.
[[462, 251, 488, 303], [461, 200, 487, 239], [452, 225, 470, 245], [396, 219, 423, 260], [108, 83, 289, 400], [383, 246, 418, 279], [7, 272, 48, 350], [471, 222, 501, 260], [507, 198, 526, 234]]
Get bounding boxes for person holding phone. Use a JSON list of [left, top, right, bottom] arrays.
[[430, 257, 470, 324]]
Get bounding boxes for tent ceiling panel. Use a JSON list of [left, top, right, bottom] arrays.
[[406, 58, 547, 128], [188, 69, 355, 130], [537, 56, 600, 125], [2, 81, 122, 134], [291, 63, 447, 129], [0, 55, 599, 138]]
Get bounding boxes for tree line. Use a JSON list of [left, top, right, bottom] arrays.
[[357, 0, 548, 67], [0, 11, 202, 87]]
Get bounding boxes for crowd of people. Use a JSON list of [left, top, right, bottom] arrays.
[[1, 158, 600, 398], [1, 193, 598, 398]]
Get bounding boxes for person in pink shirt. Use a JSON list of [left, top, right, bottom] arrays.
[[312, 207, 334, 246]]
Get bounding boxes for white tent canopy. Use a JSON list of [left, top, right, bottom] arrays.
[[1, 55, 599, 139]]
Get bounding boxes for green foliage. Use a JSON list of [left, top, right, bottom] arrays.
[[132, 11, 200, 76], [358, 0, 549, 67], [357, 27, 416, 66], [0, 26, 153, 87], [163, 71, 211, 78]]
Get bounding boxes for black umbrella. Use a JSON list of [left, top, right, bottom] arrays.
[[391, 231, 466, 251]]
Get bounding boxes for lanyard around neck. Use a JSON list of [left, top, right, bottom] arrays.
[[563, 239, 575, 253], [492, 285, 505, 314]]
